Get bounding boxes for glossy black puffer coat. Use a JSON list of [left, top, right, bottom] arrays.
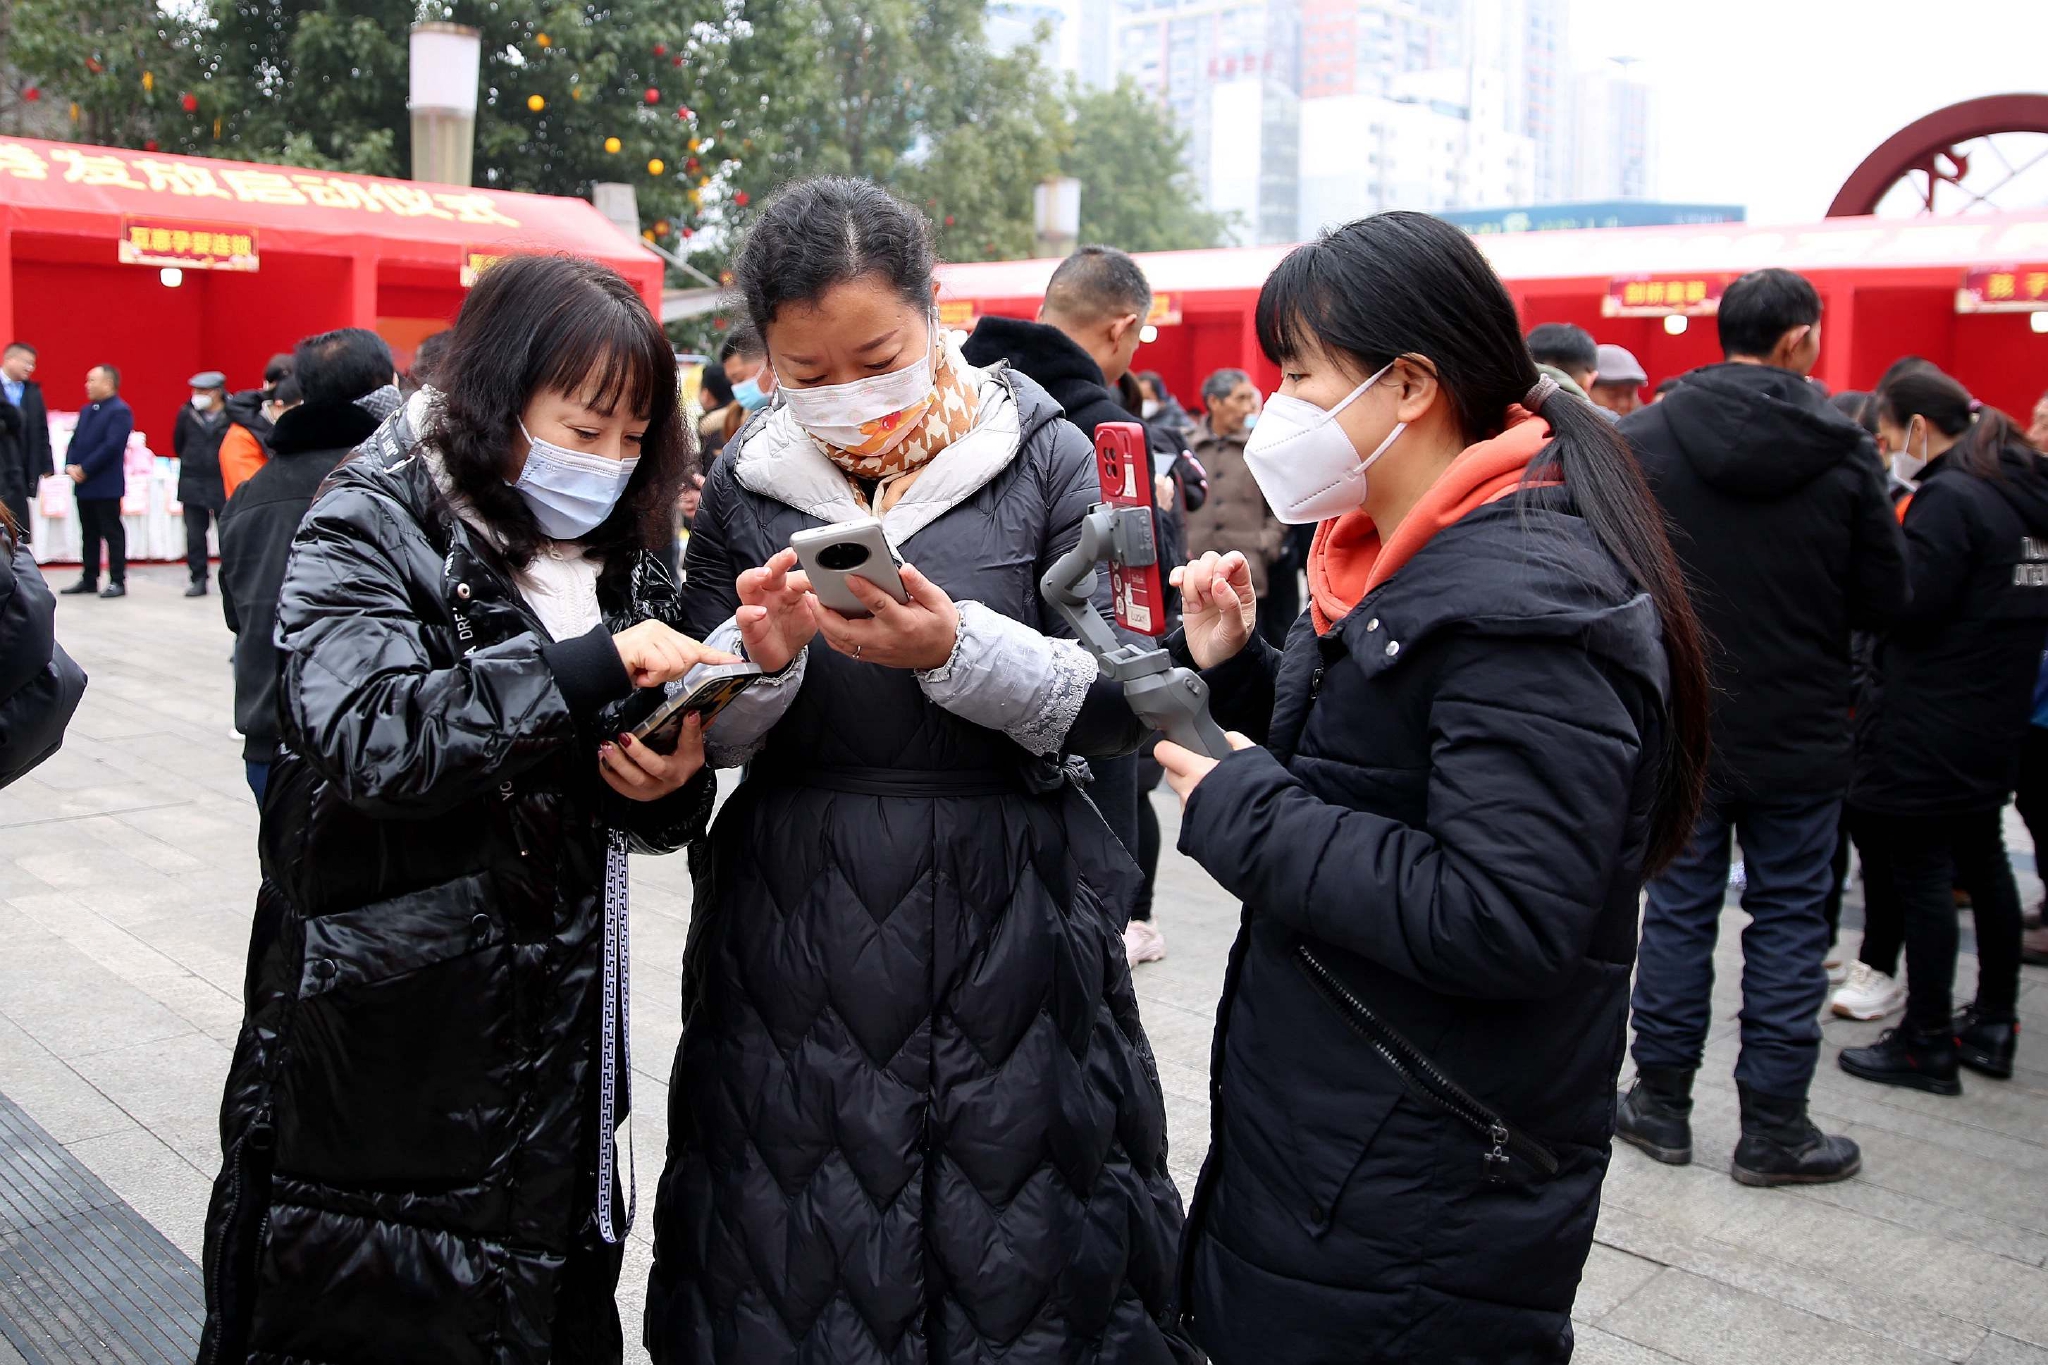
[[197, 411, 711, 1364], [644, 366, 1195, 1364]]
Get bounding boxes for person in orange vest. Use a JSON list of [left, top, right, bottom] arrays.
[[219, 354, 295, 500]]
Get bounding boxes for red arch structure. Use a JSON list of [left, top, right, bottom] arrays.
[[1829, 93, 2048, 217]]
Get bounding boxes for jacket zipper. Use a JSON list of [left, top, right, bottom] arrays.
[[1294, 943, 1559, 1183]]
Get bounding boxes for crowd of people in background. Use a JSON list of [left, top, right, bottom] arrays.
[[6, 179, 2048, 1364]]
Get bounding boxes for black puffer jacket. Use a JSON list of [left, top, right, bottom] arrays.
[[1853, 445, 2048, 815], [1622, 363, 1904, 797], [175, 404, 231, 511], [645, 364, 1193, 1363], [198, 403, 712, 1363], [1173, 482, 1670, 1364], [0, 530, 86, 787]]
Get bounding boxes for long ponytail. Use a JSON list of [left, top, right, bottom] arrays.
[[1254, 211, 1709, 872], [1877, 367, 2038, 482]]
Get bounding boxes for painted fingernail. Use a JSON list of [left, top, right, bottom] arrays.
[[599, 744, 615, 758], [617, 733, 633, 747]]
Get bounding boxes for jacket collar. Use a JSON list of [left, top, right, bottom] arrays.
[[269, 399, 379, 457], [729, 340, 1026, 543]]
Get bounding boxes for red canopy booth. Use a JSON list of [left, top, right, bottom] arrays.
[[0, 134, 662, 456], [936, 210, 2048, 423]]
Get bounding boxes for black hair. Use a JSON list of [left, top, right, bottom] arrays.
[[1525, 322, 1597, 375], [270, 375, 302, 407], [1877, 367, 2034, 483], [1255, 210, 1709, 872], [1202, 368, 1250, 405], [430, 253, 689, 578], [1877, 354, 1938, 394], [719, 321, 765, 364], [732, 177, 935, 334], [1655, 374, 1684, 396], [1137, 369, 1172, 403], [263, 352, 294, 385], [1830, 389, 1878, 436], [699, 360, 735, 410], [1044, 244, 1153, 324], [92, 364, 120, 390], [292, 328, 394, 410], [409, 331, 453, 389], [1717, 268, 1821, 360], [6, 342, 36, 358]]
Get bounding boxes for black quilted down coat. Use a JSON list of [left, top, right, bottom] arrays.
[[644, 367, 1194, 1363], [197, 406, 712, 1364], [1173, 481, 1671, 1364]]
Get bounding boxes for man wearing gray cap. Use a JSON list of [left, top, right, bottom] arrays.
[[173, 368, 230, 596], [1592, 343, 1649, 420]]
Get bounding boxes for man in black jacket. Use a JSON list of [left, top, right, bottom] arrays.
[[220, 329, 392, 804], [1617, 268, 1908, 1185], [962, 245, 1156, 954], [174, 368, 232, 596], [1, 342, 53, 535]]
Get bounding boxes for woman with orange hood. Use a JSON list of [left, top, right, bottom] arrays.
[[1152, 211, 1712, 1363]]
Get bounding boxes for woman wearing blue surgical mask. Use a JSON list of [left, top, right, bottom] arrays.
[[1150, 212, 1711, 1363], [643, 177, 1193, 1364], [197, 254, 734, 1363]]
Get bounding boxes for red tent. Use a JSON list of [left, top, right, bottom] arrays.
[[937, 209, 2048, 421], [0, 134, 663, 440]]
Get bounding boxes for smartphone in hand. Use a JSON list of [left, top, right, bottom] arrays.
[[789, 518, 909, 619]]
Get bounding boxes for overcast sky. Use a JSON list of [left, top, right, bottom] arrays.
[[1569, 0, 2048, 222]]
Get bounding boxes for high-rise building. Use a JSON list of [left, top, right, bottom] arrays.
[[1572, 61, 1654, 200], [990, 0, 1114, 86]]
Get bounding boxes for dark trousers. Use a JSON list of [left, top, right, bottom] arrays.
[[1256, 569, 1298, 648], [2017, 726, 2048, 911], [1632, 791, 1841, 1099], [1849, 807, 1908, 976], [1132, 753, 1164, 922], [76, 496, 125, 586], [185, 503, 215, 583], [245, 761, 270, 807], [1822, 809, 1852, 948], [1858, 808, 2023, 1030]]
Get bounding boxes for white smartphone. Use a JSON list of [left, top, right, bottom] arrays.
[[628, 661, 764, 753], [789, 517, 910, 619]]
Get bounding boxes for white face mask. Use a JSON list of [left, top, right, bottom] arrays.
[[507, 420, 640, 539], [1141, 399, 1161, 420], [774, 319, 939, 457], [1891, 420, 1930, 483], [191, 393, 214, 410], [1242, 362, 1401, 524]]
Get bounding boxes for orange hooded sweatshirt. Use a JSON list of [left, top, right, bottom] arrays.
[[1307, 409, 1554, 635]]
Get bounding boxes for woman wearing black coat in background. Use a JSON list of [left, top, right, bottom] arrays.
[[0, 504, 87, 788], [1151, 212, 1711, 1364], [1840, 370, 2048, 1094], [197, 255, 732, 1363]]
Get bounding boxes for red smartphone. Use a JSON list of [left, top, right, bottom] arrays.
[[1095, 421, 1166, 637]]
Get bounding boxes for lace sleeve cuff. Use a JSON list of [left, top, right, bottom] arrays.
[[915, 600, 1098, 756], [690, 616, 807, 767]]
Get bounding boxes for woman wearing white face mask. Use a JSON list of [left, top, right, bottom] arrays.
[[1838, 369, 2048, 1096], [1149, 212, 1711, 1363], [197, 254, 734, 1363], [644, 177, 1194, 1364]]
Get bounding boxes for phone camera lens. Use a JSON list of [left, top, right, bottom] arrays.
[[816, 541, 871, 571]]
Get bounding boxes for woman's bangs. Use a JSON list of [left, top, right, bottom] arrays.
[[535, 297, 675, 422], [1254, 244, 1330, 369]]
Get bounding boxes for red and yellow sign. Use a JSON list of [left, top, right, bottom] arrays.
[[460, 249, 505, 288], [937, 299, 979, 330], [118, 215, 258, 270], [1957, 265, 2048, 313], [1146, 292, 1182, 327], [1604, 275, 1725, 317]]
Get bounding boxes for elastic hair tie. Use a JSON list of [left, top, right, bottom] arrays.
[[1524, 375, 1559, 412]]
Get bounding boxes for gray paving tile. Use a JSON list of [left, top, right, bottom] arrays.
[[0, 1015, 134, 1147], [1602, 1267, 1956, 1365], [1573, 1324, 1691, 1365], [63, 1129, 211, 1262], [1974, 1335, 2048, 1364], [65, 1032, 234, 1171], [1576, 1241, 1665, 1323]]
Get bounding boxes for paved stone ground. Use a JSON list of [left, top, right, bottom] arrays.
[[5, 563, 2048, 1363]]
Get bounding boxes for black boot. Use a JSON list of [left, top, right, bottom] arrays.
[[1838, 1026, 1962, 1095], [184, 579, 209, 598], [1731, 1083, 1862, 1187], [1954, 1002, 2017, 1080], [1614, 1066, 1694, 1165]]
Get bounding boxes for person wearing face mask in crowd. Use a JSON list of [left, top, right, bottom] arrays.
[[217, 353, 295, 500], [644, 176, 1193, 1364], [1138, 369, 1197, 448], [1149, 210, 1709, 1364], [697, 322, 778, 460], [195, 254, 731, 1364], [173, 369, 233, 596], [1836, 369, 2048, 1095], [693, 356, 737, 464]]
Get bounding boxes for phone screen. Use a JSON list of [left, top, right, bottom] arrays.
[[634, 672, 761, 754]]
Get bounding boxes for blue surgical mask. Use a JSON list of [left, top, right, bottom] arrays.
[[1243, 411, 1259, 432], [732, 374, 768, 413], [508, 420, 639, 539]]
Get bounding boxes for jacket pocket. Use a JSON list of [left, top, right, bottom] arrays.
[[1295, 944, 1559, 1187], [274, 871, 515, 1188]]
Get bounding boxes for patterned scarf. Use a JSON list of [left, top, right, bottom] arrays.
[[811, 347, 981, 505]]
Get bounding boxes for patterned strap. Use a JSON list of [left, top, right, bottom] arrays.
[[596, 828, 636, 1243]]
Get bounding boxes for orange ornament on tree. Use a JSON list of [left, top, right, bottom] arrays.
[[527, 94, 545, 112], [647, 158, 665, 176], [604, 136, 622, 153]]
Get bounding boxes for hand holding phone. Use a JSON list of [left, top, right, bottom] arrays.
[[629, 661, 765, 753], [789, 518, 910, 619]]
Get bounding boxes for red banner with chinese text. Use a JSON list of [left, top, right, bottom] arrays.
[[118, 216, 258, 271], [1604, 275, 1727, 317], [1956, 265, 2048, 313]]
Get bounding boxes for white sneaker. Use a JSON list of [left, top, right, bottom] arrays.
[[1124, 919, 1167, 966], [1825, 956, 1848, 986], [1830, 961, 1906, 1020]]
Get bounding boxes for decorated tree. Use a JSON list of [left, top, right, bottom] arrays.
[[5, 0, 211, 151], [1064, 80, 1230, 254]]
